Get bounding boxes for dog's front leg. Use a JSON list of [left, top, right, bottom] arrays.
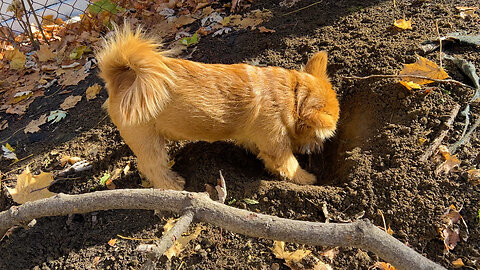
[[257, 143, 317, 185], [118, 125, 185, 190]]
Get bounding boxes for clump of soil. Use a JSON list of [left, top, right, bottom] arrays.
[[1, 0, 480, 269]]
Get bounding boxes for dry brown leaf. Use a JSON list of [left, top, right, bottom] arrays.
[[164, 223, 205, 259], [36, 44, 56, 62], [60, 95, 82, 110], [320, 248, 339, 261], [393, 19, 412, 30], [435, 145, 461, 175], [314, 260, 333, 270], [60, 155, 82, 166], [372, 262, 397, 270], [6, 166, 55, 204], [86, 83, 102, 100], [272, 241, 311, 268], [58, 66, 88, 86], [173, 15, 196, 28], [442, 227, 460, 250], [258, 26, 276, 33], [467, 169, 480, 185], [24, 114, 47, 133], [451, 258, 465, 268], [399, 56, 448, 89]]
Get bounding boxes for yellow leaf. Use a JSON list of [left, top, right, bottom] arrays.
[[399, 80, 422, 90], [399, 56, 449, 87], [373, 262, 397, 270], [5, 48, 26, 70], [6, 166, 55, 204], [85, 84, 102, 100], [452, 258, 465, 268], [163, 218, 177, 232], [36, 45, 56, 62], [393, 19, 412, 30], [5, 143, 15, 152], [164, 223, 205, 259], [108, 238, 117, 247], [272, 241, 311, 267]]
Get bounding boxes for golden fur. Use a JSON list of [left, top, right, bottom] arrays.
[[96, 25, 340, 190]]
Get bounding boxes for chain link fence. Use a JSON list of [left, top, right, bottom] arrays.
[[0, 0, 124, 47]]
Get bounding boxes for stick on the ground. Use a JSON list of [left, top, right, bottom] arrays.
[[343, 74, 474, 89], [419, 104, 461, 162], [136, 209, 194, 258], [0, 189, 445, 270]]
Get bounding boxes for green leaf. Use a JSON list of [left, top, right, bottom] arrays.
[[47, 110, 67, 124], [181, 32, 199, 46], [88, 0, 124, 15], [100, 173, 111, 186], [228, 198, 237, 205], [69, 46, 92, 60], [243, 198, 259, 205]]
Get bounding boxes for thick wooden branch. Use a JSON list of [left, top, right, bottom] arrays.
[[0, 189, 445, 270]]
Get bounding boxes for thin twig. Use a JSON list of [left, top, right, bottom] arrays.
[[419, 104, 461, 162], [282, 0, 324, 16], [19, 0, 38, 50], [137, 210, 195, 259], [343, 74, 474, 89], [24, 0, 49, 45], [0, 189, 445, 270], [435, 20, 442, 69]]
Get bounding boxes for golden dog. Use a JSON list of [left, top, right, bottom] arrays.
[[96, 25, 340, 190]]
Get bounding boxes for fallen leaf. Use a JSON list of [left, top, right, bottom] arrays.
[[399, 56, 449, 89], [5, 48, 26, 70], [372, 262, 397, 270], [399, 80, 422, 90], [86, 84, 102, 100], [456, 6, 479, 19], [69, 45, 91, 60], [452, 258, 465, 268], [58, 66, 88, 86], [393, 19, 412, 30], [100, 172, 111, 186], [123, 162, 131, 175], [467, 169, 480, 185], [442, 227, 460, 251], [174, 15, 196, 28], [243, 198, 259, 205], [60, 95, 82, 110], [108, 238, 117, 247], [442, 205, 462, 227], [36, 45, 56, 62], [47, 110, 67, 123], [272, 241, 311, 268], [6, 166, 55, 204], [60, 155, 82, 166], [2, 143, 17, 160], [13, 91, 33, 103], [164, 223, 205, 259], [435, 145, 460, 175], [258, 26, 275, 33], [181, 32, 199, 46], [320, 248, 339, 261], [24, 114, 47, 133]]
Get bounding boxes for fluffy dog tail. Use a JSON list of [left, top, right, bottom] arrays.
[[96, 24, 174, 125]]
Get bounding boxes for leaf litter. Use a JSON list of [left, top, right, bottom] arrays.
[[6, 166, 55, 204]]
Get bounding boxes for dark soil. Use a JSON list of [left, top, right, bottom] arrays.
[[1, 0, 480, 269]]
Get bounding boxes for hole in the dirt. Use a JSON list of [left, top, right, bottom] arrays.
[[301, 89, 380, 185]]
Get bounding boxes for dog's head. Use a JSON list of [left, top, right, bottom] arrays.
[[292, 51, 340, 154]]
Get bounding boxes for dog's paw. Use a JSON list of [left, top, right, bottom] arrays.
[[291, 168, 317, 185]]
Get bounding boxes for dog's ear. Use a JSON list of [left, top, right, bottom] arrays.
[[304, 51, 328, 78]]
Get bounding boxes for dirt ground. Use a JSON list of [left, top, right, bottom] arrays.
[[1, 0, 480, 269]]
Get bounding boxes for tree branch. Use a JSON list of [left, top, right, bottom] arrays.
[[343, 74, 474, 89], [136, 209, 194, 258], [420, 103, 461, 162], [0, 189, 445, 270]]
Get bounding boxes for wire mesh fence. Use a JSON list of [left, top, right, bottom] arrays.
[[0, 0, 124, 47]]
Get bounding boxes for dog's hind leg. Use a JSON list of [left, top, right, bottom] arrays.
[[119, 125, 185, 190]]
